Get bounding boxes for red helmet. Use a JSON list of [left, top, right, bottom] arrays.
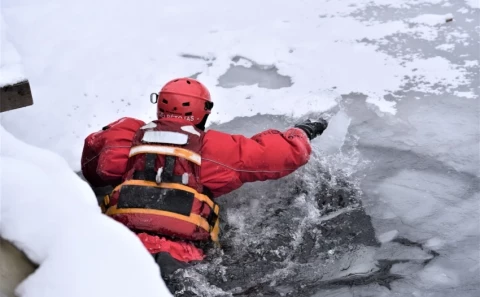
[[155, 78, 214, 125]]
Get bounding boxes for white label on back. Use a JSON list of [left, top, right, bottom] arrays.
[[142, 131, 188, 145]]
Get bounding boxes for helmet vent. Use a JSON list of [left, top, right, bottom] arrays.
[[182, 102, 190, 106], [185, 112, 193, 116], [186, 80, 191, 84], [204, 101, 214, 110], [162, 98, 168, 104], [159, 108, 165, 112]]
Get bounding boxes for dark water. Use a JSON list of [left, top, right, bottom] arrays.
[[164, 97, 470, 297]]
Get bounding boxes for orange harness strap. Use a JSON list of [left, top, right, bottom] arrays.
[[105, 180, 220, 242]]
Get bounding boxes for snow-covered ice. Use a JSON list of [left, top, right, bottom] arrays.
[[0, 126, 172, 297], [465, 0, 480, 9], [0, 0, 475, 170], [0, 0, 478, 296], [408, 13, 454, 26], [435, 43, 455, 51]]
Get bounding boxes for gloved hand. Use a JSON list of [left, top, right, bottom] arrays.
[[294, 118, 328, 140]]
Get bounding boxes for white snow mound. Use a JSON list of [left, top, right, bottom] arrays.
[[0, 125, 172, 297]]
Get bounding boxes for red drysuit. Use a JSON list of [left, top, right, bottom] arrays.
[[81, 117, 312, 262]]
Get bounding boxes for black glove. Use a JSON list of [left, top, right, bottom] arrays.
[[294, 118, 328, 140]]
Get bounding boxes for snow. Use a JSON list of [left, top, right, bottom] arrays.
[[404, 57, 470, 94], [435, 43, 455, 51], [408, 13, 454, 26], [0, 0, 475, 171], [446, 30, 471, 43], [465, 0, 480, 9], [454, 90, 476, 98], [0, 16, 26, 86], [0, 126, 172, 297], [465, 60, 479, 67]]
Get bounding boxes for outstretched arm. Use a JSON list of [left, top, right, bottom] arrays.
[[200, 119, 327, 196], [233, 127, 312, 182]]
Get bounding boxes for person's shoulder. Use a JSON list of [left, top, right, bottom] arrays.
[[112, 117, 145, 124], [109, 117, 146, 129]]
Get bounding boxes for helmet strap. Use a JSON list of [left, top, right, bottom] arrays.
[[195, 114, 210, 131]]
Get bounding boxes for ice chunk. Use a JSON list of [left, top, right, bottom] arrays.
[[435, 44, 455, 52], [374, 170, 479, 245], [366, 96, 397, 115], [377, 230, 398, 243], [336, 247, 378, 278], [424, 237, 445, 249], [418, 264, 459, 287], [313, 110, 351, 154]]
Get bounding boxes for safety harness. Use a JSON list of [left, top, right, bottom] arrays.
[[103, 129, 220, 243]]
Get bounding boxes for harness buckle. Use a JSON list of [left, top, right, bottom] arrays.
[[155, 167, 163, 184], [181, 173, 189, 185]]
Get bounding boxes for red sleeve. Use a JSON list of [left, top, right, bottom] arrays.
[[81, 117, 145, 187], [200, 127, 311, 197]]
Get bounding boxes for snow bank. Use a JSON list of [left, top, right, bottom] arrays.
[[0, 125, 172, 297]]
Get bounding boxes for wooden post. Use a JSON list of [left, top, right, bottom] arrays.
[[0, 80, 34, 113], [0, 238, 37, 297]]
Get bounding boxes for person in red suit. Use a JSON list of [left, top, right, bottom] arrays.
[[81, 77, 328, 278]]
